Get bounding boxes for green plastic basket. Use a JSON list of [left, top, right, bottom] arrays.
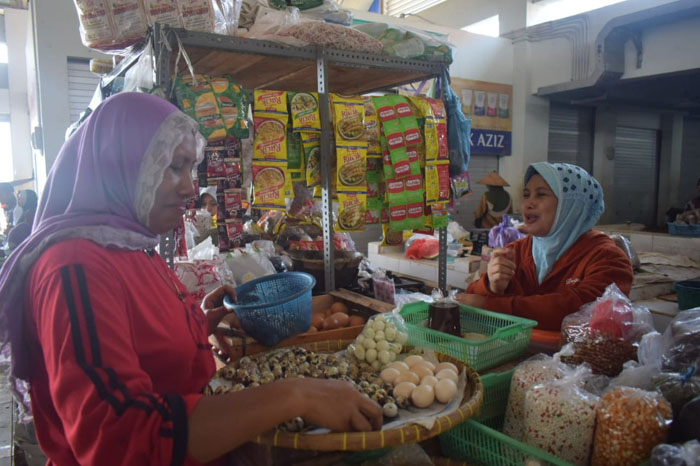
[[440, 371, 572, 466], [400, 302, 537, 371]]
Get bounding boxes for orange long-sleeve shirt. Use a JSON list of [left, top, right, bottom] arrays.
[[467, 230, 634, 331]]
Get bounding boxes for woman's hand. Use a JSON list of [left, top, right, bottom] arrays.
[[487, 248, 516, 294], [454, 293, 486, 309], [202, 285, 240, 362], [289, 378, 383, 432]]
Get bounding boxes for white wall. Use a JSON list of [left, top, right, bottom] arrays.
[[5, 8, 33, 190], [31, 0, 107, 176]]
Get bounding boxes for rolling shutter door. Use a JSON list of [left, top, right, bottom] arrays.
[[67, 58, 100, 125], [453, 155, 499, 230], [547, 102, 594, 173], [613, 126, 659, 226]]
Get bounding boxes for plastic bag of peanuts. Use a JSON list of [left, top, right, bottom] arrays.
[[523, 365, 599, 466], [502, 344, 575, 441], [561, 283, 654, 377], [592, 387, 672, 466]]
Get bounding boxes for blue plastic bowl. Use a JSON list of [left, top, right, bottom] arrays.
[[223, 272, 315, 346], [675, 280, 700, 311]]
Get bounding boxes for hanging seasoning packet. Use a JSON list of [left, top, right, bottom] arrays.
[[431, 203, 449, 229], [424, 164, 440, 205], [209, 75, 249, 139], [387, 178, 407, 232], [404, 174, 425, 230], [253, 113, 288, 161], [251, 161, 289, 210], [382, 150, 395, 181], [332, 95, 365, 142], [436, 163, 451, 202], [362, 96, 381, 150], [366, 170, 380, 199], [254, 90, 288, 113], [287, 130, 304, 182], [365, 197, 382, 225], [174, 75, 227, 141], [337, 143, 367, 190], [383, 120, 410, 178], [336, 192, 367, 232], [289, 91, 321, 133], [301, 133, 322, 188]]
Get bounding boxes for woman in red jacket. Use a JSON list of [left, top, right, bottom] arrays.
[[0, 93, 381, 466], [457, 162, 633, 331]]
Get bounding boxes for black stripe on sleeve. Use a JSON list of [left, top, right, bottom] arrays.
[[164, 394, 188, 466], [74, 265, 102, 367]]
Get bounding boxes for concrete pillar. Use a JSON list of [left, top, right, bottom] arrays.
[[499, 40, 550, 212], [592, 106, 617, 225], [657, 113, 684, 225]]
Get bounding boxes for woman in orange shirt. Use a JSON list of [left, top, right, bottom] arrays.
[[457, 162, 633, 331]]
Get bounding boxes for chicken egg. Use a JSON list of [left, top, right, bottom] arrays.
[[411, 384, 435, 408], [393, 381, 416, 399], [380, 367, 401, 384], [413, 360, 436, 372], [388, 361, 410, 373], [435, 362, 458, 374], [435, 369, 459, 384], [435, 378, 457, 403], [411, 365, 434, 380], [394, 371, 420, 385], [420, 375, 438, 388], [404, 355, 425, 367]]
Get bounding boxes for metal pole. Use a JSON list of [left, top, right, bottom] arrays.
[[438, 67, 448, 294], [317, 48, 335, 292]]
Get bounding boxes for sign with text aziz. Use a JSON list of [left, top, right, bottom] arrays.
[[451, 78, 513, 156]]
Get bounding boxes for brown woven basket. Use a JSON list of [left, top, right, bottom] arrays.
[[231, 339, 483, 451]]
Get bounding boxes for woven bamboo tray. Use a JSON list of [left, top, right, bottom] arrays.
[[231, 339, 484, 451]]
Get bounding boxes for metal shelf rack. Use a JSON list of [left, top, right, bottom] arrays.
[[150, 24, 451, 293]]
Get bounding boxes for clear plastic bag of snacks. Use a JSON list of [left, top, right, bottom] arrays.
[[661, 309, 700, 374], [524, 365, 599, 466], [561, 283, 654, 376], [502, 344, 574, 441], [592, 387, 672, 466]]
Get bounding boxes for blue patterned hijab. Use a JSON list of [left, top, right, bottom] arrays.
[[526, 162, 605, 283]]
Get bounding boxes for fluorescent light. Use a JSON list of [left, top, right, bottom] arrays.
[[462, 15, 500, 37], [385, 0, 447, 16]]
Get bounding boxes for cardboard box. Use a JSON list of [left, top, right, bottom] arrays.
[[214, 289, 394, 367]]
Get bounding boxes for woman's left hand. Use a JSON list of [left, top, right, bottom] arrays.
[[202, 285, 240, 335], [454, 293, 486, 309]]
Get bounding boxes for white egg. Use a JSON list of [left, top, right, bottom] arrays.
[[394, 371, 420, 385], [380, 367, 401, 384], [375, 314, 387, 323], [393, 381, 416, 399], [404, 355, 425, 367], [362, 338, 377, 350], [397, 332, 408, 345], [420, 375, 439, 388], [373, 320, 386, 331], [374, 330, 385, 341], [435, 378, 458, 403], [435, 362, 459, 374], [382, 402, 398, 418], [378, 350, 391, 365], [365, 348, 378, 363], [411, 365, 434, 380], [388, 361, 410, 373], [364, 328, 375, 339], [411, 384, 435, 408], [385, 328, 397, 341], [435, 369, 459, 384], [376, 340, 390, 352], [354, 344, 365, 361], [412, 360, 436, 373], [389, 343, 402, 354], [355, 334, 365, 345], [371, 360, 381, 371], [389, 351, 397, 362]]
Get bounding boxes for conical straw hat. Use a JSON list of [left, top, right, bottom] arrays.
[[477, 171, 510, 186]]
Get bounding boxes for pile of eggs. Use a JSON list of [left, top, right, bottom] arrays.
[[380, 355, 459, 408], [347, 315, 409, 371]]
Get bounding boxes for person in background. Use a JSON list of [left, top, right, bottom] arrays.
[[7, 190, 38, 250], [0, 93, 381, 466], [457, 162, 633, 331], [683, 177, 700, 212], [198, 186, 218, 219], [0, 182, 16, 236], [474, 171, 513, 229]]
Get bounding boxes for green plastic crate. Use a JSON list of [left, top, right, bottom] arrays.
[[440, 371, 572, 466], [400, 302, 537, 371]]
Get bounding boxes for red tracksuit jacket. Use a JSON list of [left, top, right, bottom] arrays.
[[467, 231, 634, 330], [26, 239, 216, 465]]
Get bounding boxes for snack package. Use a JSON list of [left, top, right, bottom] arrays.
[[336, 192, 366, 232], [382, 150, 396, 181], [73, 0, 148, 52], [289, 91, 321, 133], [365, 198, 382, 225], [592, 387, 672, 466], [436, 163, 450, 202], [363, 96, 380, 149], [561, 283, 655, 376], [387, 178, 407, 232], [366, 170, 380, 199], [431, 203, 448, 229], [661, 309, 700, 374], [286, 130, 304, 179], [220, 188, 243, 219], [524, 366, 599, 465], [301, 133, 321, 187], [174, 75, 227, 141], [382, 224, 404, 246], [178, 0, 215, 33], [253, 113, 288, 160], [652, 372, 700, 415], [336, 144, 367, 191], [404, 174, 424, 231], [251, 161, 289, 210], [209, 75, 249, 138], [651, 440, 700, 466], [503, 346, 574, 441], [224, 157, 242, 189], [143, 0, 181, 28], [205, 145, 227, 178], [332, 95, 365, 142], [254, 90, 288, 113]]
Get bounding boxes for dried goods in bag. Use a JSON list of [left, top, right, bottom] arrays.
[[174, 75, 227, 141], [178, 0, 215, 33], [252, 161, 289, 210], [591, 387, 672, 466], [363, 96, 380, 146], [277, 21, 383, 54], [332, 95, 365, 142], [336, 192, 366, 232], [286, 130, 304, 180], [661, 309, 700, 374], [289, 92, 321, 132], [301, 133, 321, 187], [336, 144, 367, 190], [143, 0, 181, 28], [73, 0, 149, 52], [209, 76, 249, 139], [253, 113, 287, 160], [523, 366, 599, 465]]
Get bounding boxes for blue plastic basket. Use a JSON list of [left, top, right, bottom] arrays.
[[668, 222, 700, 237], [224, 272, 315, 346]]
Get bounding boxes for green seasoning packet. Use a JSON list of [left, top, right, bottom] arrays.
[[209, 75, 249, 139], [287, 130, 304, 181], [301, 132, 321, 187], [432, 203, 449, 229], [382, 150, 395, 181], [366, 169, 381, 199], [404, 174, 425, 230], [173, 75, 227, 141], [386, 177, 407, 231]]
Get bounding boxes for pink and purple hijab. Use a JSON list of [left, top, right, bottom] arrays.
[[0, 92, 204, 381]]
